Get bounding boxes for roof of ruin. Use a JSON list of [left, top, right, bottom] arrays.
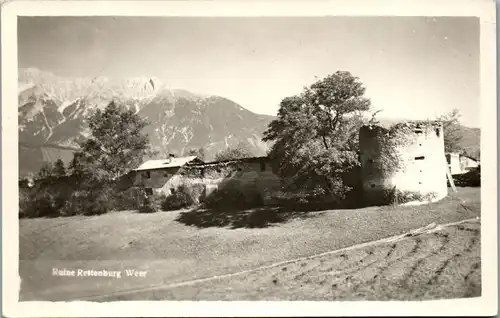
[[134, 156, 201, 171], [362, 118, 443, 129], [189, 156, 269, 168]]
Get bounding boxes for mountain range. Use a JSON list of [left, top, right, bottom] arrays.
[[18, 68, 274, 178], [18, 68, 480, 178]]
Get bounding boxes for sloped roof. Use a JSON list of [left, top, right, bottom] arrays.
[[461, 154, 480, 162], [134, 156, 200, 171], [191, 156, 268, 167]]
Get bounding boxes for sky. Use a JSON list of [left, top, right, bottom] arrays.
[[18, 16, 480, 127]]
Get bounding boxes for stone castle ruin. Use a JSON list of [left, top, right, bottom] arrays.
[[359, 120, 448, 206]]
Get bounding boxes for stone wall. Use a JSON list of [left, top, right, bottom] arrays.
[[133, 167, 181, 194], [133, 157, 282, 204], [359, 121, 448, 205]]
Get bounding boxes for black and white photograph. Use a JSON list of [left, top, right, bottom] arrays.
[[2, 0, 497, 316]]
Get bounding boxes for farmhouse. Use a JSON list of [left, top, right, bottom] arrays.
[[132, 154, 204, 195], [133, 154, 281, 204], [359, 120, 448, 205], [446, 153, 480, 175]]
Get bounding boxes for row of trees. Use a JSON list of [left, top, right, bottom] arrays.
[[36, 142, 254, 181], [36, 159, 66, 179]]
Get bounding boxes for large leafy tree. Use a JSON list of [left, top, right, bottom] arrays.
[[263, 71, 371, 202], [437, 108, 465, 153], [69, 101, 154, 182]]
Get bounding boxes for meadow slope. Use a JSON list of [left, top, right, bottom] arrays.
[[19, 187, 480, 301]]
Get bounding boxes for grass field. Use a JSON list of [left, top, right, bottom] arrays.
[[19, 187, 481, 301], [134, 220, 480, 301]]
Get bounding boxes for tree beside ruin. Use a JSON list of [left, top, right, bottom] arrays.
[[437, 109, 466, 154], [69, 101, 155, 182], [263, 71, 371, 202]]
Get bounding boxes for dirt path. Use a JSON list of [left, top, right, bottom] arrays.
[[115, 219, 480, 301], [19, 188, 481, 301]]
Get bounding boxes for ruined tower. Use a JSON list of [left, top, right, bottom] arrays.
[[359, 121, 448, 205]]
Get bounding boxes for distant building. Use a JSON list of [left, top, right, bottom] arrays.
[[132, 155, 280, 204], [446, 153, 461, 174], [132, 154, 204, 195], [446, 153, 480, 175]]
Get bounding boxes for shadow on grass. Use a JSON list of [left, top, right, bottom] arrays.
[[175, 186, 481, 230], [175, 202, 366, 229]]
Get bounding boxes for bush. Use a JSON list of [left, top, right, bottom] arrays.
[[203, 179, 263, 209], [112, 187, 145, 211], [138, 193, 166, 213], [161, 184, 205, 211], [20, 176, 149, 217], [186, 183, 206, 204], [20, 179, 74, 218], [19, 187, 32, 218], [162, 190, 193, 211], [23, 189, 58, 218], [269, 188, 326, 207], [60, 187, 114, 216], [452, 166, 481, 187]]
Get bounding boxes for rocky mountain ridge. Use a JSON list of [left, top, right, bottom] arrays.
[[18, 68, 480, 178], [18, 68, 274, 177]]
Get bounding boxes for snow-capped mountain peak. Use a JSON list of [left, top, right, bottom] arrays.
[[18, 68, 273, 177]]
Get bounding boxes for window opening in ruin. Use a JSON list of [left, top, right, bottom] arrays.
[[170, 187, 176, 194], [145, 188, 153, 195], [414, 129, 423, 134], [415, 156, 425, 160], [200, 168, 205, 177], [260, 161, 266, 172], [370, 184, 376, 188], [144, 171, 151, 179], [435, 128, 440, 137]]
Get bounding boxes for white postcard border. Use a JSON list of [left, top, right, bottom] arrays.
[[2, 0, 497, 317]]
